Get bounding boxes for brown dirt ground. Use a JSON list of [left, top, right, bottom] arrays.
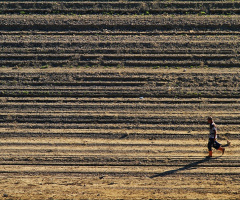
[[0, 67, 239, 200]]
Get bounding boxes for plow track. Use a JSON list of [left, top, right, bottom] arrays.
[[0, 14, 240, 68], [0, 1, 240, 199]]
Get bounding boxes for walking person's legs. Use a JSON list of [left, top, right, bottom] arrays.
[[214, 140, 225, 155], [208, 139, 214, 157], [208, 139, 225, 157]]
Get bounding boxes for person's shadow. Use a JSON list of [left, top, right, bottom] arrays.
[[150, 141, 230, 178], [150, 156, 220, 178]]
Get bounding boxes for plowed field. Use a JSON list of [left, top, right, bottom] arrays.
[[0, 1, 240, 200]]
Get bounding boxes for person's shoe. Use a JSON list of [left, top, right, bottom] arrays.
[[222, 147, 225, 155], [207, 151, 212, 157], [218, 147, 225, 155]]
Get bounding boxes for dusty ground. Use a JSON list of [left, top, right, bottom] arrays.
[[0, 136, 239, 200], [0, 0, 240, 199], [0, 67, 239, 200]]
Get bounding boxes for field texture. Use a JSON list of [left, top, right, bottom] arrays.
[[0, 1, 240, 200]]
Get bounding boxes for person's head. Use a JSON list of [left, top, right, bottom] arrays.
[[207, 116, 213, 124]]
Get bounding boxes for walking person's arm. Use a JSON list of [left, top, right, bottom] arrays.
[[214, 129, 217, 141]]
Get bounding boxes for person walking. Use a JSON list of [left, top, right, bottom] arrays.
[[207, 116, 225, 157]]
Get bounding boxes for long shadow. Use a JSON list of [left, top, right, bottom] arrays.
[[150, 156, 220, 178]]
